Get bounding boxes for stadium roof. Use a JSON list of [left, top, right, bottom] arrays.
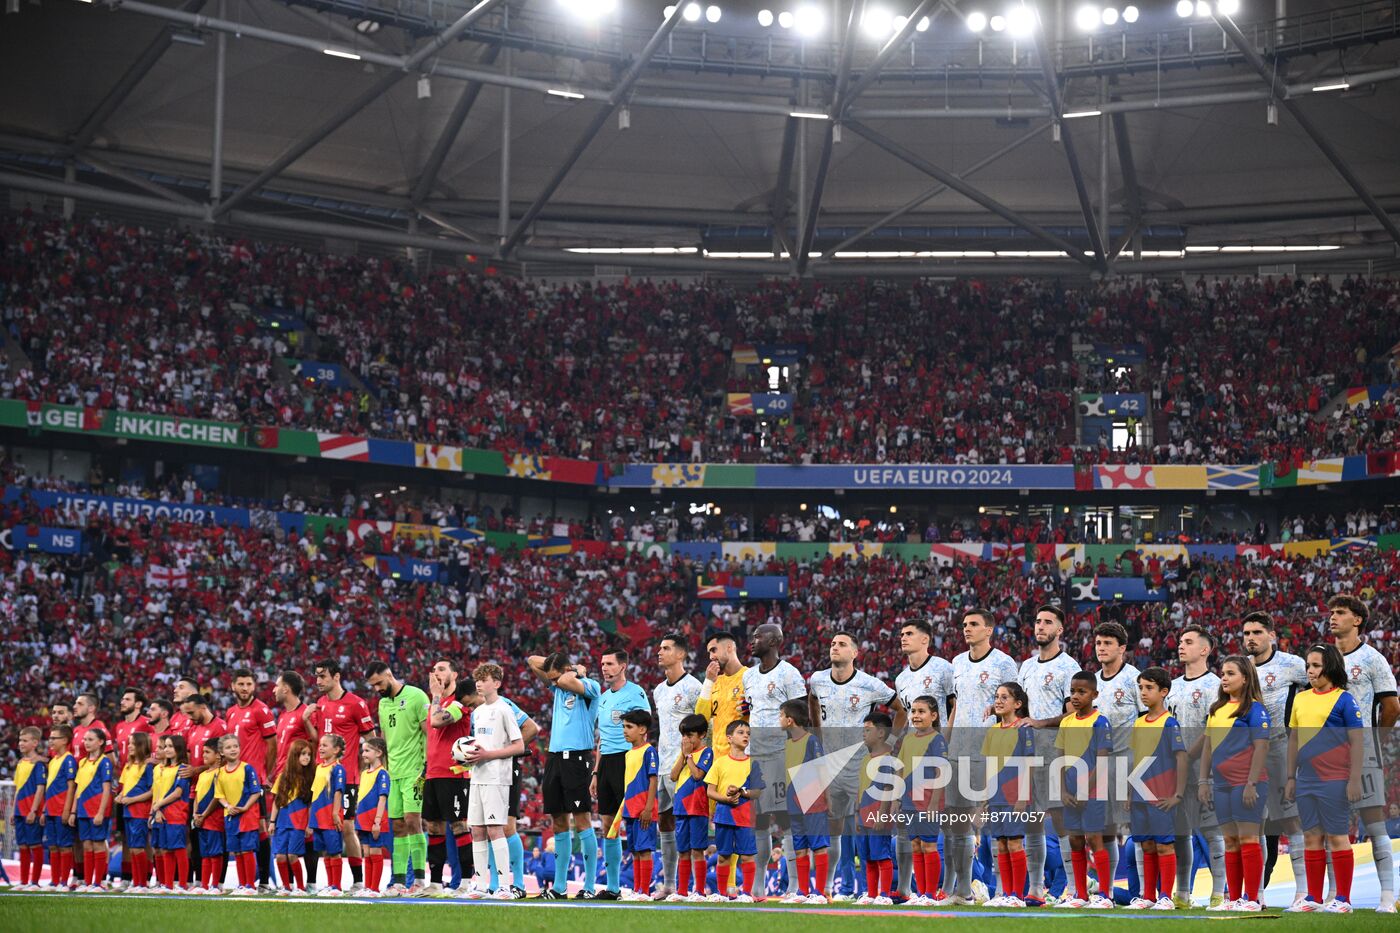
[[2, 0, 1399, 277]]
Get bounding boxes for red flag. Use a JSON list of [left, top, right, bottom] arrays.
[[1074, 464, 1094, 491], [250, 426, 280, 449], [543, 456, 601, 485], [1367, 451, 1396, 476], [82, 407, 103, 431]]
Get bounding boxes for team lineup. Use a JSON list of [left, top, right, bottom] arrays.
[[5, 592, 1396, 914]]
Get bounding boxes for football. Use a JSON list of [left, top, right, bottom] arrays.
[[451, 736, 478, 764]]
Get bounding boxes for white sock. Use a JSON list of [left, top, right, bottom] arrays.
[[753, 830, 771, 898], [957, 834, 977, 898], [659, 831, 677, 893], [489, 836, 510, 890], [1365, 821, 1395, 899], [1133, 843, 1146, 899], [1287, 833, 1306, 897], [1058, 835, 1075, 879], [1104, 838, 1118, 897], [1208, 833, 1226, 897], [782, 834, 798, 897], [1025, 832, 1046, 898], [472, 839, 490, 888], [896, 836, 914, 897]]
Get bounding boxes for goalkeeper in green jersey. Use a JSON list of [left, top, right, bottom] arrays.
[[366, 661, 431, 894]]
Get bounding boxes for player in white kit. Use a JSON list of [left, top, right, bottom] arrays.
[[807, 631, 898, 900], [1240, 611, 1310, 908], [1329, 594, 1398, 913], [1016, 604, 1080, 906], [937, 608, 1018, 906], [1168, 624, 1224, 907], [1093, 621, 1143, 897], [653, 633, 703, 898], [741, 623, 808, 899], [893, 619, 953, 900]]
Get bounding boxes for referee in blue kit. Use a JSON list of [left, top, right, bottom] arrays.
[[529, 653, 602, 899]]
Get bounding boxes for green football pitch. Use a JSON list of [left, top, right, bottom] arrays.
[[0, 893, 1380, 932]]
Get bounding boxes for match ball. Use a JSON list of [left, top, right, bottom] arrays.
[[451, 736, 478, 763]]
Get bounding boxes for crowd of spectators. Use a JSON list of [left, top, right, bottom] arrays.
[[4, 212, 1399, 469]]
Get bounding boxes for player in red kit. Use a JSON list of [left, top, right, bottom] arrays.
[[273, 671, 313, 778], [306, 659, 375, 892], [168, 677, 201, 742], [227, 668, 277, 892], [181, 694, 226, 885]]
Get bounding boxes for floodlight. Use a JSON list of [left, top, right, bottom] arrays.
[[758, 8, 773, 25], [1101, 6, 1118, 25], [966, 10, 987, 30], [1122, 5, 1139, 22], [1074, 5, 1099, 31]]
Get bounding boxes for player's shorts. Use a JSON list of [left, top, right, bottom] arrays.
[[422, 777, 471, 824], [624, 817, 657, 854], [1030, 730, 1058, 811], [754, 748, 787, 815], [596, 752, 627, 820], [715, 824, 756, 857], [272, 826, 305, 856], [1103, 752, 1130, 828], [357, 829, 392, 849], [902, 810, 940, 843], [676, 814, 709, 852], [1357, 758, 1387, 811], [658, 771, 678, 813], [941, 752, 978, 809], [824, 775, 860, 832], [1062, 799, 1107, 835], [1213, 783, 1267, 826], [225, 827, 259, 853], [341, 784, 359, 820], [467, 784, 510, 826], [387, 772, 424, 820], [76, 817, 109, 843], [984, 805, 1032, 839], [312, 828, 344, 855], [1176, 773, 1219, 832], [200, 827, 227, 857], [1262, 739, 1299, 824], [15, 816, 42, 847], [542, 749, 593, 815], [1296, 789, 1351, 836], [45, 818, 75, 848], [152, 822, 187, 850], [509, 757, 523, 820], [1130, 801, 1176, 843], [793, 832, 832, 850], [855, 832, 894, 862]]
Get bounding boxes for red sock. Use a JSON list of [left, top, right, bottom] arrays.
[[368, 853, 383, 891], [866, 861, 880, 897], [739, 860, 755, 897], [292, 860, 305, 891], [815, 851, 830, 895], [716, 861, 731, 897], [922, 850, 942, 895], [1093, 850, 1111, 898], [54, 850, 68, 886], [1157, 850, 1176, 899], [676, 855, 692, 896], [1072, 849, 1089, 901], [19, 848, 30, 885], [997, 851, 1012, 897], [278, 860, 293, 889], [1224, 848, 1242, 902], [1010, 849, 1027, 899], [877, 859, 893, 897], [174, 849, 189, 889], [1305, 849, 1327, 902], [92, 852, 105, 886], [1333, 848, 1354, 902], [134, 851, 149, 887], [1240, 842, 1263, 902], [911, 850, 927, 896], [1142, 850, 1159, 901], [635, 855, 652, 895], [326, 856, 343, 890], [243, 852, 259, 888], [693, 857, 708, 896], [154, 852, 169, 888]]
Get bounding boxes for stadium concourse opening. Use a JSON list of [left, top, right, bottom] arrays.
[[3, 0, 1400, 922]]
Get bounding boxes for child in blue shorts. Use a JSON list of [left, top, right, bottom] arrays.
[[779, 699, 831, 904], [669, 713, 714, 901], [269, 738, 316, 894], [705, 720, 764, 902]]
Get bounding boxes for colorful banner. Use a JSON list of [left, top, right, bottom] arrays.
[[0, 401, 244, 449], [1345, 385, 1396, 408], [612, 464, 1078, 489], [726, 393, 794, 416], [2, 487, 253, 528]]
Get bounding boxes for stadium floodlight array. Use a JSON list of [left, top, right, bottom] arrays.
[[1177, 0, 1239, 15], [857, 6, 933, 39], [756, 4, 826, 36], [557, 0, 620, 20], [1073, 4, 1141, 30], [964, 2, 1036, 36]]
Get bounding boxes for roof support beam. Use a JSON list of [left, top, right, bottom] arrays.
[[1031, 15, 1107, 269], [841, 0, 941, 111], [1211, 10, 1400, 249], [69, 0, 208, 155], [819, 121, 1050, 259], [769, 113, 800, 257], [795, 0, 865, 275], [498, 5, 689, 258], [410, 44, 502, 205], [214, 0, 507, 218], [77, 153, 198, 206], [843, 121, 1096, 266]]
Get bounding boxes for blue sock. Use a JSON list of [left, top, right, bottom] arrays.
[[488, 843, 499, 892], [578, 829, 599, 893], [840, 834, 859, 895], [508, 833, 526, 890], [553, 831, 573, 894], [604, 836, 623, 892]]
